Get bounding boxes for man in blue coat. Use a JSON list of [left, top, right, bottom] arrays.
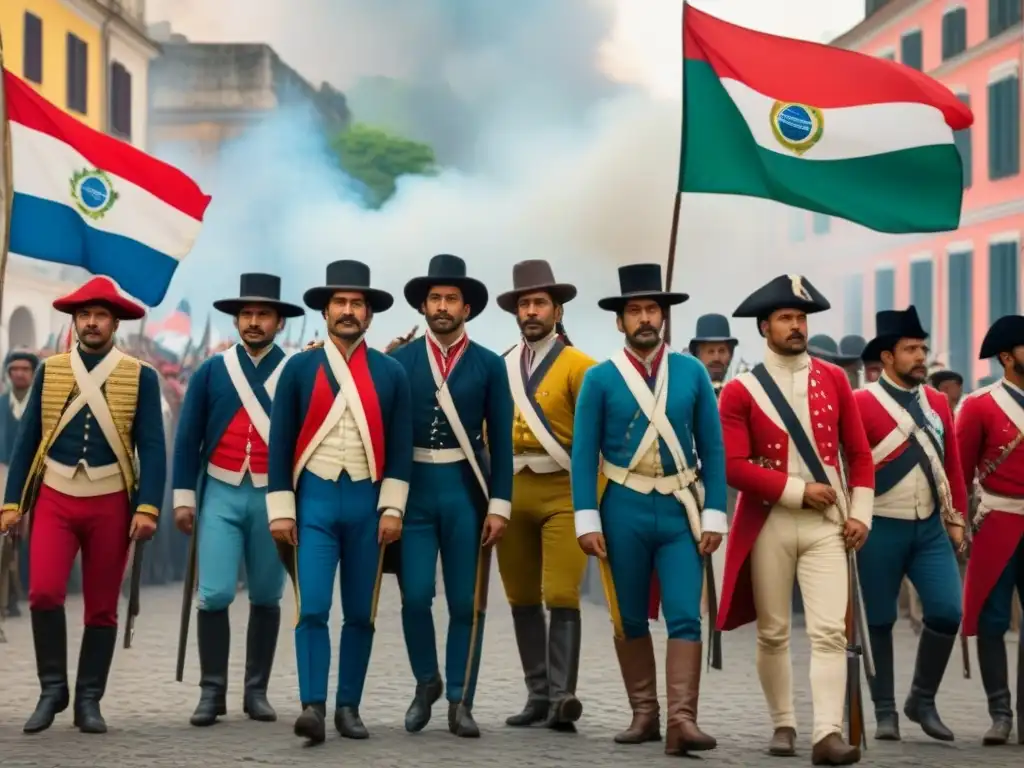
[[572, 264, 727, 756], [172, 274, 304, 727], [390, 253, 514, 738], [267, 260, 413, 745]]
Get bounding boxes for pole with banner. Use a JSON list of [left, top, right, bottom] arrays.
[[0, 28, 14, 322]]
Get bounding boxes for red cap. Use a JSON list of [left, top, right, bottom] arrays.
[[52, 276, 146, 321]]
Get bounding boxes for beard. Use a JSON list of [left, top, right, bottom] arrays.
[[242, 332, 274, 351], [519, 318, 553, 342], [77, 329, 109, 350], [1014, 360, 1024, 377], [896, 365, 927, 387], [427, 312, 464, 336], [330, 315, 366, 342], [628, 325, 660, 350]]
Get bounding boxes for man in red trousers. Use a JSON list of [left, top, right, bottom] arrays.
[[0, 276, 165, 735]]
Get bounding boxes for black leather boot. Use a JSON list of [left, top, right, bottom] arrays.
[[1017, 639, 1023, 745], [977, 633, 1013, 745], [448, 700, 480, 738], [334, 706, 369, 739], [242, 605, 279, 722], [903, 626, 956, 741], [868, 627, 900, 741], [404, 675, 443, 733], [190, 609, 230, 727], [73, 625, 117, 734], [294, 701, 326, 744], [23, 608, 70, 734], [506, 604, 548, 727], [546, 607, 583, 732]]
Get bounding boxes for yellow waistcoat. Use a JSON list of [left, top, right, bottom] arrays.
[[512, 345, 595, 454]]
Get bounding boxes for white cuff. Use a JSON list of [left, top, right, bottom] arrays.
[[487, 498, 512, 520], [380, 508, 402, 520], [173, 489, 196, 509], [266, 490, 296, 522], [850, 485, 874, 529], [378, 478, 409, 517], [779, 476, 806, 509], [701, 508, 728, 535], [575, 508, 602, 537]]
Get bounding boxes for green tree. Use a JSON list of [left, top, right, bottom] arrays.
[[332, 124, 437, 208]]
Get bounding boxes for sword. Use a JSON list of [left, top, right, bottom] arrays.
[[597, 558, 624, 640], [123, 539, 145, 649], [369, 544, 386, 627], [175, 523, 199, 682]]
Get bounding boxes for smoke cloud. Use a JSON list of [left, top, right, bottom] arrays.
[[146, 0, 849, 360]]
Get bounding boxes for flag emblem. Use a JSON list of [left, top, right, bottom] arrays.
[[769, 101, 824, 156], [70, 167, 119, 220]]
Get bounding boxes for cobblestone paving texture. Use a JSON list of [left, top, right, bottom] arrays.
[[0, 556, 1020, 767]]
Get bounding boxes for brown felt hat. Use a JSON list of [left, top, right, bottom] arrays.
[[496, 260, 578, 314]]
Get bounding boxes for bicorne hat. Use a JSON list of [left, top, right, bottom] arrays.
[[4, 349, 39, 371], [979, 314, 1024, 359], [404, 254, 489, 321], [688, 314, 737, 355], [52, 276, 146, 320], [213, 273, 304, 318], [597, 263, 688, 313], [861, 306, 928, 362], [496, 260, 577, 314], [807, 334, 862, 364], [733, 274, 830, 321], [303, 260, 394, 313]]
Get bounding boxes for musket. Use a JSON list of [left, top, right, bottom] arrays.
[[703, 552, 722, 670], [123, 540, 145, 649], [845, 550, 867, 750], [175, 523, 198, 682]]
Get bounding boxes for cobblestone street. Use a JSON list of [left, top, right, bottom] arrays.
[[0, 560, 1020, 767]]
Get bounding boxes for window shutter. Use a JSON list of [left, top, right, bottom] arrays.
[[875, 267, 896, 312], [947, 251, 973, 387]]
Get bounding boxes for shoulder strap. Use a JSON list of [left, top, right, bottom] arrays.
[[750, 364, 828, 485]]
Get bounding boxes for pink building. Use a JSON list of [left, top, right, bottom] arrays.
[[796, 0, 1023, 387]]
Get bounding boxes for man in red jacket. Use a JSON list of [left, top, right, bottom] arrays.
[[717, 275, 873, 766], [852, 307, 966, 743], [957, 314, 1024, 746]]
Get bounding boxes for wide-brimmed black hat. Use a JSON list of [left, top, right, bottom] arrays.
[[404, 254, 489, 321], [733, 275, 830, 322], [597, 263, 688, 312], [303, 260, 394, 313], [213, 273, 304, 318], [4, 349, 39, 370], [496, 260, 577, 314], [862, 306, 928, 362], [979, 314, 1024, 359], [839, 334, 867, 361], [688, 314, 737, 355], [807, 334, 861, 364]]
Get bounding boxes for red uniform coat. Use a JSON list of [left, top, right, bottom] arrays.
[[716, 358, 874, 631], [853, 382, 968, 519], [956, 384, 1024, 636]]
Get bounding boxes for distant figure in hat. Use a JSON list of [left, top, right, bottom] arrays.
[[861, 337, 883, 384], [956, 314, 1024, 746], [390, 253, 514, 739], [494, 260, 596, 731], [0, 349, 39, 618], [0, 276, 166, 736], [927, 370, 964, 415], [265, 260, 412, 744], [170, 273, 303, 728], [572, 263, 725, 755], [688, 313, 737, 395], [853, 306, 966, 743], [717, 274, 873, 764], [841, 335, 868, 388]]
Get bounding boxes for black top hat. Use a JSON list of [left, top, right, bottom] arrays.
[[303, 260, 394, 313], [496, 260, 577, 314], [597, 263, 688, 312], [979, 314, 1024, 359], [404, 254, 489, 321], [4, 349, 39, 370], [733, 275, 830, 320], [213, 273, 304, 318], [839, 334, 867, 360], [688, 314, 737, 355], [862, 306, 928, 362]]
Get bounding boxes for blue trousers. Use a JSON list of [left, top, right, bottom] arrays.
[[400, 462, 483, 705], [857, 513, 962, 635], [294, 471, 380, 707], [197, 475, 284, 612], [979, 537, 1024, 636], [602, 482, 703, 641]]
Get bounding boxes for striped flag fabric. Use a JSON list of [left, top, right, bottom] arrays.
[[2, 69, 211, 305], [679, 4, 973, 233], [147, 299, 193, 354]]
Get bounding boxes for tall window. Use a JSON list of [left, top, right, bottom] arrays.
[[812, 212, 830, 235], [948, 250, 973, 385], [844, 274, 864, 336], [23, 13, 43, 84], [788, 210, 806, 243], [910, 259, 934, 333], [900, 30, 923, 70], [954, 93, 973, 188], [66, 34, 88, 114], [875, 266, 896, 312], [989, 0, 1022, 38], [109, 62, 132, 140], [988, 73, 1020, 180], [942, 8, 968, 60], [989, 240, 1019, 372]]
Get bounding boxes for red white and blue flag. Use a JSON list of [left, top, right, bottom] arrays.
[[2, 69, 211, 306]]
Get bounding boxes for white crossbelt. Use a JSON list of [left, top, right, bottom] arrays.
[[413, 446, 466, 464], [602, 460, 699, 496], [978, 488, 1024, 516], [513, 452, 563, 474]]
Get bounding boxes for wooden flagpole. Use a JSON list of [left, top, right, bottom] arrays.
[[0, 27, 14, 325], [663, 191, 683, 345]]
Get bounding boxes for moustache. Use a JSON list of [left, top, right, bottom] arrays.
[[244, 328, 264, 334], [635, 325, 657, 334], [335, 315, 359, 326], [431, 313, 454, 322], [787, 333, 805, 341]]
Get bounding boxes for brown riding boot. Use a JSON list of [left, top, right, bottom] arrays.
[[810, 732, 861, 766], [664, 639, 716, 754], [612, 635, 661, 744]]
